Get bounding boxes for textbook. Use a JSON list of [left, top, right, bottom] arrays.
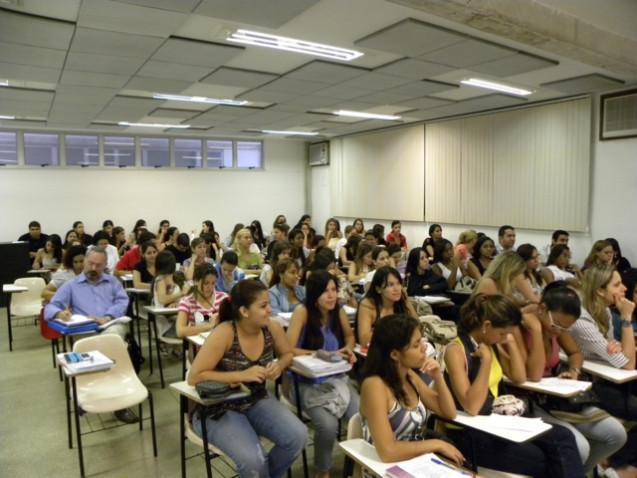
[[54, 315, 131, 330], [385, 453, 474, 478], [58, 350, 114, 374], [292, 354, 352, 378]]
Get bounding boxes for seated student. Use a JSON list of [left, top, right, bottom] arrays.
[[156, 219, 170, 245], [176, 263, 226, 338], [233, 228, 264, 272], [512, 283, 627, 473], [541, 244, 582, 287], [44, 247, 138, 424], [469, 234, 495, 279], [364, 229, 378, 247], [166, 232, 191, 266], [612, 277, 637, 340], [352, 218, 365, 236], [260, 240, 292, 287], [188, 280, 307, 478], [133, 241, 158, 290], [364, 246, 392, 285], [385, 220, 407, 250], [183, 237, 215, 281], [495, 224, 516, 254], [249, 219, 267, 252], [324, 217, 342, 251], [334, 225, 353, 263], [269, 259, 305, 315], [348, 242, 374, 283], [300, 222, 315, 253], [517, 243, 545, 296], [473, 251, 540, 310], [73, 220, 93, 246], [582, 240, 614, 271], [373, 224, 387, 247], [421, 223, 442, 259], [160, 226, 179, 251], [102, 219, 114, 241], [569, 266, 636, 418], [32, 234, 63, 270], [606, 237, 632, 275], [223, 223, 244, 250], [432, 239, 468, 290], [19, 220, 49, 259], [444, 294, 585, 478], [215, 251, 246, 294], [360, 314, 463, 464], [357, 266, 417, 347], [42, 245, 87, 302], [286, 270, 358, 478], [540, 229, 570, 264], [152, 250, 187, 337], [266, 222, 290, 262], [386, 243, 405, 275], [63, 229, 81, 252], [339, 233, 361, 269], [113, 226, 131, 256], [289, 228, 308, 271], [200, 221, 222, 261], [455, 229, 478, 265], [115, 231, 156, 277], [405, 247, 449, 297], [306, 247, 356, 307], [89, 231, 119, 274]]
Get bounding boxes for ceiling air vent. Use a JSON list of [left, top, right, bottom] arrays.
[[600, 89, 637, 140]]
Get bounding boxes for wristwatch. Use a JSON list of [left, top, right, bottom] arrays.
[[620, 319, 633, 328]]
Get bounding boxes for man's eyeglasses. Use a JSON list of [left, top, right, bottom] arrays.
[[548, 311, 570, 332]]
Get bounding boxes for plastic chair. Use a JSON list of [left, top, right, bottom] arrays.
[[72, 334, 157, 476], [343, 413, 363, 478], [11, 277, 46, 318], [38, 308, 61, 369]]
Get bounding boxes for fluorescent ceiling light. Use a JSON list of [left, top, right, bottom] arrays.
[[333, 110, 401, 121], [227, 29, 363, 61], [118, 121, 190, 129], [460, 78, 533, 96], [153, 93, 248, 106], [0, 115, 15, 120], [0, 80, 8, 86], [262, 129, 319, 136]]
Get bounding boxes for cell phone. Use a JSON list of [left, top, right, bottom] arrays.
[[64, 352, 81, 363]]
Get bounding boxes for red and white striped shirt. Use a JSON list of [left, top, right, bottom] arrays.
[[178, 291, 226, 325]]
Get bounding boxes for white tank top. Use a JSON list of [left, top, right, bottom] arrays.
[[545, 265, 575, 282], [436, 262, 462, 281]]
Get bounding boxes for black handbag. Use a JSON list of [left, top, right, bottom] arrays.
[[195, 381, 250, 401]]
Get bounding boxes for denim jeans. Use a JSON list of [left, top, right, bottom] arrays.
[[193, 394, 307, 478]]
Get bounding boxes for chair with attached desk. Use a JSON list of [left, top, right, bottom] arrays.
[[69, 334, 158, 477], [5, 277, 46, 350]]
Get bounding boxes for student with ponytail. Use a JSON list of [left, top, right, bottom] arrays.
[[188, 280, 307, 478]]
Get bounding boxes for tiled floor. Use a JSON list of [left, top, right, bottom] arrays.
[[0, 314, 347, 478]]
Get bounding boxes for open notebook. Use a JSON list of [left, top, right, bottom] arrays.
[[54, 315, 131, 331], [386, 453, 473, 478]]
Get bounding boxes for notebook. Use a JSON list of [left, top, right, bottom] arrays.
[[58, 350, 114, 374]]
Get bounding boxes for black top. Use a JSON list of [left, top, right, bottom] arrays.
[[134, 261, 155, 284], [78, 233, 93, 246], [18, 232, 49, 254], [470, 256, 488, 276], [165, 244, 190, 265], [406, 269, 448, 297]]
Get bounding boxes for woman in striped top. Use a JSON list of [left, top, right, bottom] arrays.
[[176, 263, 226, 338], [360, 314, 462, 464]]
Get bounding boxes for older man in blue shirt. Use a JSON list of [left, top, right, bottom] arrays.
[[45, 247, 137, 423]]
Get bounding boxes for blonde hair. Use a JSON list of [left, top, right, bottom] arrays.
[[583, 240, 611, 269], [581, 265, 615, 336], [478, 251, 525, 297], [457, 229, 478, 245], [232, 228, 253, 255]]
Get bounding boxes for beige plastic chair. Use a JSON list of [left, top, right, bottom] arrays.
[[11, 277, 46, 317], [345, 413, 364, 478], [72, 334, 157, 475]]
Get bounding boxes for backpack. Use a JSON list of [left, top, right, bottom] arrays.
[[419, 315, 457, 345]]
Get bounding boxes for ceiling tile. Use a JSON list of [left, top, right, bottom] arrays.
[[125, 76, 192, 93], [286, 61, 367, 84], [54, 85, 118, 106], [0, 87, 54, 103], [136, 60, 213, 81], [96, 96, 163, 121], [237, 89, 297, 104], [70, 28, 164, 59], [261, 77, 329, 95], [385, 80, 457, 98], [78, 0, 188, 37], [66, 51, 145, 75], [0, 42, 66, 69], [151, 38, 243, 67], [0, 62, 61, 83], [148, 108, 199, 119], [180, 83, 246, 98], [279, 95, 339, 109], [113, 0, 200, 13], [0, 9, 74, 50], [0, 99, 52, 117], [375, 58, 454, 80], [541, 73, 624, 93], [195, 0, 320, 28], [418, 39, 517, 68], [61, 70, 130, 88], [314, 84, 375, 100], [395, 96, 454, 110], [355, 18, 465, 57], [352, 91, 412, 106], [336, 72, 411, 91], [470, 53, 558, 77], [201, 67, 279, 89]]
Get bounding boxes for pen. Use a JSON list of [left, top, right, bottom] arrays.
[[430, 457, 475, 477]]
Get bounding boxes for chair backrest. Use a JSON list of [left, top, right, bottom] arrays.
[[73, 334, 134, 376], [347, 413, 363, 439], [12, 277, 46, 310]]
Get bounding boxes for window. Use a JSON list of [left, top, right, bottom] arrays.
[[174, 138, 202, 168], [0, 131, 17, 166], [24, 133, 59, 166], [236, 140, 263, 169], [104, 136, 135, 167], [206, 140, 233, 168], [140, 137, 169, 167], [65, 135, 98, 166]]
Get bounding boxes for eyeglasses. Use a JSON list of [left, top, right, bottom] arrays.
[[548, 311, 570, 332]]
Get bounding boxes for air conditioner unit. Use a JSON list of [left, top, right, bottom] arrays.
[[601, 88, 637, 140], [308, 141, 329, 166]]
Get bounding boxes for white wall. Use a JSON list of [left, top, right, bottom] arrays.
[[312, 93, 637, 266], [0, 138, 308, 241]]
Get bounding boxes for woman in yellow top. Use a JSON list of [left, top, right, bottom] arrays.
[[233, 227, 264, 272], [443, 294, 585, 478]]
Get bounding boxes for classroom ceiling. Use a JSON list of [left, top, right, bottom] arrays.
[[0, 0, 635, 139]]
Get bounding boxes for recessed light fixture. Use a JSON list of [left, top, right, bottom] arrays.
[[261, 129, 319, 136], [0, 115, 15, 120], [153, 93, 248, 106], [118, 121, 190, 129], [227, 29, 363, 61], [460, 78, 533, 96], [333, 110, 401, 121], [0, 80, 8, 87]]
